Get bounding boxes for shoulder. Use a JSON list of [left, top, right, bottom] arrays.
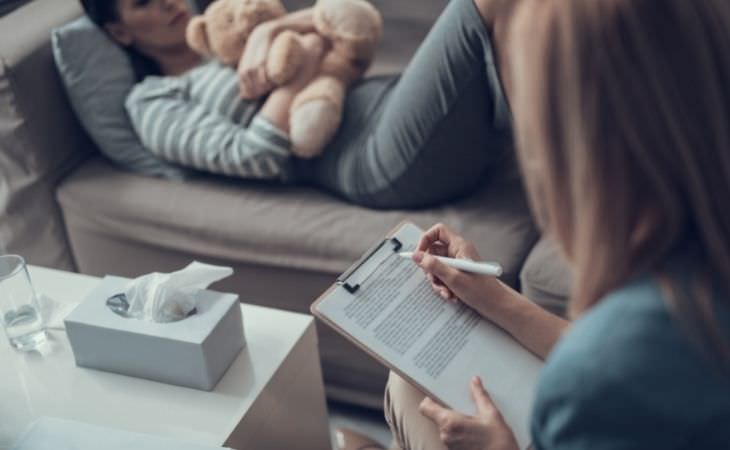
[[186, 59, 234, 81], [536, 278, 677, 409], [549, 277, 676, 370], [532, 276, 730, 448], [125, 73, 192, 110], [126, 75, 170, 105]]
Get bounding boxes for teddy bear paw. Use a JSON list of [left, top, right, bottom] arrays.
[[267, 31, 307, 86], [290, 99, 343, 159]]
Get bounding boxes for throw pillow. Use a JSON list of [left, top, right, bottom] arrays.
[[51, 16, 190, 179]]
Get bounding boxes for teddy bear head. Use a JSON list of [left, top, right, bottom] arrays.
[[314, 0, 383, 65], [186, 0, 287, 67]]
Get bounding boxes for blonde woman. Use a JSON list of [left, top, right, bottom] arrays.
[[385, 0, 730, 449]]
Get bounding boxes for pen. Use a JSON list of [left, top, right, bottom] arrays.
[[398, 252, 503, 277]]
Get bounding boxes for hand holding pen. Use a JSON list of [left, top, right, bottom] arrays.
[[406, 224, 507, 311], [399, 252, 502, 277]]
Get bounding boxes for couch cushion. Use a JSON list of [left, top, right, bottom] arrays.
[[58, 157, 537, 287], [519, 237, 573, 316]]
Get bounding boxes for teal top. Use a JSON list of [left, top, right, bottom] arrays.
[[531, 275, 730, 449]]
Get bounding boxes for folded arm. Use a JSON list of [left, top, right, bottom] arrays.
[[125, 77, 291, 179]]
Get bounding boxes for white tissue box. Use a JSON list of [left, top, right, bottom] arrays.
[[65, 276, 244, 390]]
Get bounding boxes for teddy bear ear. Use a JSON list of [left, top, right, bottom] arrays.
[[186, 16, 212, 56]]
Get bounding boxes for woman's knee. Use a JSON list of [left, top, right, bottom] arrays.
[[472, 0, 521, 99], [384, 372, 447, 450]]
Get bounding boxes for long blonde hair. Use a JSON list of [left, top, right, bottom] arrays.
[[509, 0, 730, 361]]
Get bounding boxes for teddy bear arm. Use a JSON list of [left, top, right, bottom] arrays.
[[289, 76, 347, 158], [266, 30, 306, 86], [317, 50, 368, 87]]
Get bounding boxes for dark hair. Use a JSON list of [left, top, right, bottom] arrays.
[[80, 0, 119, 24], [79, 0, 162, 80]]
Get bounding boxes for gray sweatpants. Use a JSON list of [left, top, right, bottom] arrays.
[[294, 0, 512, 209]]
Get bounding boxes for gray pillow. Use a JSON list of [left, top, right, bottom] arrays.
[[51, 16, 189, 179]]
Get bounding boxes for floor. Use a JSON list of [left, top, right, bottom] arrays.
[[328, 401, 393, 450]]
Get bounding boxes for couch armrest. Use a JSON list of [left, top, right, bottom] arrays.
[[0, 0, 93, 269]]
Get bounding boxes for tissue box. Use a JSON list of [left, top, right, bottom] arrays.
[[65, 276, 244, 390]]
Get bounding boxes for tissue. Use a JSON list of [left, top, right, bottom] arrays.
[[122, 262, 233, 323]]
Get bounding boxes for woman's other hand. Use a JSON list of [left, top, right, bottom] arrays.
[[419, 377, 519, 450], [238, 22, 276, 99], [414, 223, 506, 315]]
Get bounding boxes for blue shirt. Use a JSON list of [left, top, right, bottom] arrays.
[[531, 276, 730, 449]]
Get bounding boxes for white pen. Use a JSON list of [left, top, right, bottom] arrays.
[[399, 252, 503, 277]]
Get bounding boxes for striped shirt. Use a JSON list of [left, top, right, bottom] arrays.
[[125, 60, 292, 179]]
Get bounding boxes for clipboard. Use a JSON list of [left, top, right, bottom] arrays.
[[310, 221, 445, 404], [310, 220, 539, 450]]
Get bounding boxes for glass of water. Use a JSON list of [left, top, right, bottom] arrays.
[[0, 255, 46, 350]]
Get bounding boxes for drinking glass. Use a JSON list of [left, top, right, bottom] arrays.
[[0, 255, 46, 350]]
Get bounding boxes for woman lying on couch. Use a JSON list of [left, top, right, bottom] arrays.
[[79, 0, 513, 210]]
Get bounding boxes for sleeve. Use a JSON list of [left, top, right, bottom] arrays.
[[125, 76, 291, 180]]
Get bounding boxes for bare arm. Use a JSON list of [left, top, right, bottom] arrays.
[[468, 279, 569, 359]]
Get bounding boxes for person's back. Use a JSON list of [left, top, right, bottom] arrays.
[[533, 266, 730, 449]]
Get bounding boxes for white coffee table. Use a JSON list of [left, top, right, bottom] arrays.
[[0, 266, 330, 450]]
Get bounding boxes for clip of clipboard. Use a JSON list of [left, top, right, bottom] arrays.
[[337, 237, 403, 294]]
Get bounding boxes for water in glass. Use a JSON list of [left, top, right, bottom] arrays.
[[0, 255, 46, 350]]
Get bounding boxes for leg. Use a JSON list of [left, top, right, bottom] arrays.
[[303, 0, 513, 209], [473, 0, 522, 100], [384, 372, 447, 450]]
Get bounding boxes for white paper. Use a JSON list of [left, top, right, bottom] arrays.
[[315, 223, 542, 450]]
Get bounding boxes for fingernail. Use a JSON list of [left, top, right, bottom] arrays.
[[413, 251, 424, 264], [472, 376, 479, 384]]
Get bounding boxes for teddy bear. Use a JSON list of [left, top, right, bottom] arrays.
[[186, 0, 383, 158]]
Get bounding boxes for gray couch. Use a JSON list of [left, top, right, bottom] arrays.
[[0, 0, 571, 409]]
